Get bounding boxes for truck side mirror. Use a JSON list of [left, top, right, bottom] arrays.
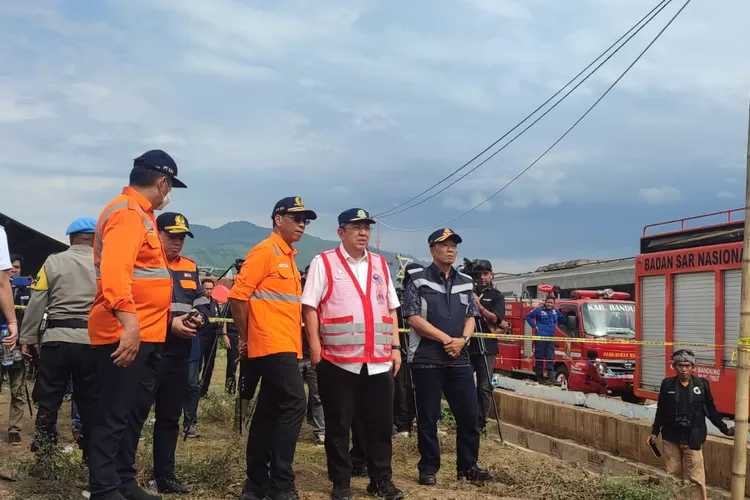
[[566, 315, 578, 331]]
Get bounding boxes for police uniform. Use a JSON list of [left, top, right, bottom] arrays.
[[21, 217, 99, 457], [466, 260, 505, 432], [402, 229, 493, 486], [301, 208, 403, 500], [151, 212, 211, 494]]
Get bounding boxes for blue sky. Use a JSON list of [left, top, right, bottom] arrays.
[[1, 0, 748, 272]]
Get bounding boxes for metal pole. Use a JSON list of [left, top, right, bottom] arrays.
[[731, 97, 750, 500]]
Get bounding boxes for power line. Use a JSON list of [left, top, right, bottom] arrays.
[[376, 0, 693, 233], [375, 0, 671, 218]]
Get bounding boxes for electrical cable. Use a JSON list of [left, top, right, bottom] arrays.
[[374, 0, 672, 218], [376, 0, 693, 233]]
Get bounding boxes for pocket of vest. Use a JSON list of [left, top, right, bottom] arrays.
[[459, 293, 469, 306], [275, 265, 295, 279], [321, 315, 354, 325], [180, 279, 197, 290], [145, 233, 161, 249]]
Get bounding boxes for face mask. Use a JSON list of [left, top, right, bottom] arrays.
[[155, 181, 172, 211]]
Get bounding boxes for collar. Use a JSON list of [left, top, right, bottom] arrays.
[[477, 283, 495, 294], [122, 186, 154, 213], [338, 244, 367, 264], [428, 262, 455, 280], [69, 244, 93, 253], [269, 231, 296, 256]]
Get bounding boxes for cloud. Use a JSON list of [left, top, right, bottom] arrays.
[[717, 190, 735, 199], [0, 0, 748, 266], [638, 186, 681, 205]]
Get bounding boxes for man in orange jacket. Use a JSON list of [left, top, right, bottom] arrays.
[[88, 150, 186, 500], [229, 196, 316, 500]]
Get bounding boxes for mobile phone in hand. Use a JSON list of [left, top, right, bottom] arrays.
[[649, 440, 661, 458]]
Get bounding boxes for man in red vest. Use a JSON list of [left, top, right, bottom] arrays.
[[302, 208, 404, 500]]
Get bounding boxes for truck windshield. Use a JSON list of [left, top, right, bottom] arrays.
[[581, 302, 635, 339]]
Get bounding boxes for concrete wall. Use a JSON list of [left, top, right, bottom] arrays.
[[495, 390, 749, 495]]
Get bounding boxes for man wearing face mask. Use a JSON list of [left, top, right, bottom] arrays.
[[88, 149, 186, 500]]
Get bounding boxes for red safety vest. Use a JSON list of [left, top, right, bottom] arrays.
[[317, 248, 394, 364]]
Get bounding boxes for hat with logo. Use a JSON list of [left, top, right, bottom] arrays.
[[272, 197, 318, 221], [133, 149, 187, 188], [65, 217, 97, 235], [156, 212, 194, 238], [338, 208, 375, 226], [427, 228, 463, 246], [474, 259, 493, 271]]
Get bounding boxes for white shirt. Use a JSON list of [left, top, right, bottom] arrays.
[[0, 226, 11, 271], [301, 244, 400, 376]]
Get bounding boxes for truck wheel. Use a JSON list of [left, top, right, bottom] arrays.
[[554, 365, 569, 385], [621, 392, 645, 404]]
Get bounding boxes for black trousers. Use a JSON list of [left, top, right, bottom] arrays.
[[244, 353, 306, 496], [317, 360, 394, 485], [153, 355, 189, 480], [33, 341, 98, 456], [350, 411, 367, 471], [393, 359, 415, 433], [88, 342, 161, 500], [411, 364, 480, 476], [198, 334, 217, 398], [470, 353, 496, 430], [226, 333, 239, 383]]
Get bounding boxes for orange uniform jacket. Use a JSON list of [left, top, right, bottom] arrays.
[[89, 187, 173, 345], [228, 231, 303, 359]]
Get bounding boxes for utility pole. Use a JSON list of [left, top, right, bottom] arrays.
[[731, 97, 750, 500], [375, 222, 381, 253]]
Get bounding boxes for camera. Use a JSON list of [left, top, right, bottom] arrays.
[[459, 258, 492, 281]]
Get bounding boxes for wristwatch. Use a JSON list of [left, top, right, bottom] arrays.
[[461, 335, 469, 343]]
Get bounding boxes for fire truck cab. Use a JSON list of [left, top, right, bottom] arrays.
[[634, 209, 744, 415], [494, 285, 639, 401]]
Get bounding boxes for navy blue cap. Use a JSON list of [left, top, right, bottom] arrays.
[[156, 212, 194, 238], [133, 149, 186, 188], [428, 228, 462, 246], [272, 197, 317, 220], [65, 217, 96, 235], [338, 208, 375, 226]]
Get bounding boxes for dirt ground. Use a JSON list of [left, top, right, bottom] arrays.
[[0, 351, 683, 500]]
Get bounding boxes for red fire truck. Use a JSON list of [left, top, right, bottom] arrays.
[[494, 286, 639, 401], [634, 208, 744, 415]]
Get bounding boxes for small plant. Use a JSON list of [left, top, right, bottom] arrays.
[[595, 476, 677, 500]]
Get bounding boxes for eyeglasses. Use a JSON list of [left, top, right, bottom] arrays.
[[285, 214, 311, 226]]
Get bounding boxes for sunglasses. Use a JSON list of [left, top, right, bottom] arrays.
[[284, 214, 311, 225]]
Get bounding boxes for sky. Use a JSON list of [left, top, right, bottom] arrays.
[[1, 0, 748, 273]]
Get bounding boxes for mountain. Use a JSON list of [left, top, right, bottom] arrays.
[[182, 221, 419, 278]]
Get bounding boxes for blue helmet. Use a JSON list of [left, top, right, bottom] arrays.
[[65, 217, 97, 236]]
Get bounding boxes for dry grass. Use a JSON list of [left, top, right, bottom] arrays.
[[0, 350, 682, 500]]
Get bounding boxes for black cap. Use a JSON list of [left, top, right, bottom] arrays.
[[474, 259, 493, 271], [338, 208, 375, 226], [272, 197, 317, 220], [156, 212, 194, 238], [133, 149, 186, 188], [427, 228, 462, 246]]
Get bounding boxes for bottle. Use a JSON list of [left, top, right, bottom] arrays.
[[1, 325, 13, 367]]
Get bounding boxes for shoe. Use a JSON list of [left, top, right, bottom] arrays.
[[156, 477, 191, 494], [366, 479, 403, 500], [240, 479, 267, 500], [8, 431, 21, 446], [101, 491, 127, 500], [351, 465, 368, 477], [457, 465, 493, 483], [314, 434, 325, 446], [119, 484, 162, 500], [184, 425, 200, 438], [392, 430, 409, 438], [418, 474, 436, 486], [264, 491, 300, 500], [331, 483, 353, 500], [81, 490, 90, 499]]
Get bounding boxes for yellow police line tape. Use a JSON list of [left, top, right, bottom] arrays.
[[15, 307, 738, 351]]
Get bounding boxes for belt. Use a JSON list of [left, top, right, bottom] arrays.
[[47, 319, 88, 330]]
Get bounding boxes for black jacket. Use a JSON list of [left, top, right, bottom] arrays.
[[651, 375, 728, 450]]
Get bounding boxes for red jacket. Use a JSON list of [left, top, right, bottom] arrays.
[[568, 360, 606, 393]]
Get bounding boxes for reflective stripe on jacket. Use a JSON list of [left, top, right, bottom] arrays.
[[318, 248, 393, 364], [89, 187, 173, 345], [165, 254, 211, 358], [228, 231, 303, 358]]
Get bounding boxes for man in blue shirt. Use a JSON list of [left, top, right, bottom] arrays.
[[525, 295, 565, 385], [402, 228, 493, 487]]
